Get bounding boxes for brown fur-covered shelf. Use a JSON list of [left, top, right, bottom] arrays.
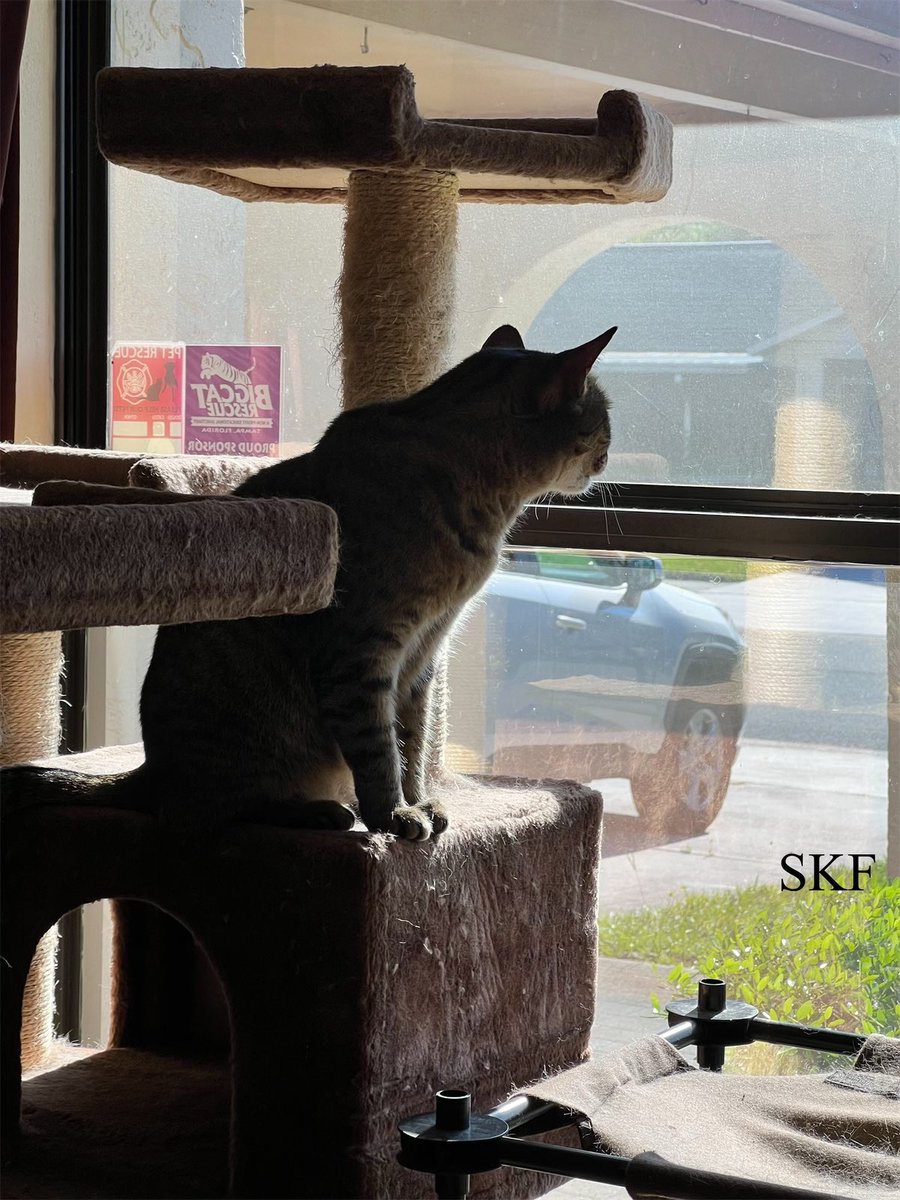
[[96, 64, 672, 203], [0, 497, 338, 634]]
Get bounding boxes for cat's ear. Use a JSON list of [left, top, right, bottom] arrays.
[[540, 327, 617, 412], [482, 324, 525, 350], [558, 327, 617, 390]]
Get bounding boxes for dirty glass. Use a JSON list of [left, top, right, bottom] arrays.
[[93, 0, 899, 1087], [447, 552, 897, 1068]]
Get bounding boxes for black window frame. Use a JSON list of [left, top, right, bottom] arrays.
[[54, 0, 111, 1041], [511, 484, 898, 566]]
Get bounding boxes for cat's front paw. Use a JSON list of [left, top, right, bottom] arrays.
[[391, 804, 433, 841], [390, 801, 448, 841]]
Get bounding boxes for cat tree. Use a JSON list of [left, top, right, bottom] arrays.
[[2, 65, 671, 1198]]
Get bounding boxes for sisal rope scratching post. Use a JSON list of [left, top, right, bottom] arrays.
[[0, 634, 63, 766], [339, 169, 458, 406], [17, 935, 57, 1074], [745, 400, 851, 712], [338, 167, 459, 774], [0, 632, 63, 1071]]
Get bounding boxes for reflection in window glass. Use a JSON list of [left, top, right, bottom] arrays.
[[454, 103, 897, 493], [108, 2, 346, 456], [96, 0, 898, 1080], [447, 552, 896, 1065], [108, 0, 898, 490], [530, 235, 883, 490]]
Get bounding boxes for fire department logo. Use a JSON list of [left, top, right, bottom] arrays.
[[117, 359, 152, 405]]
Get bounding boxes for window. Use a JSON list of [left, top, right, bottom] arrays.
[[448, 554, 896, 1069], [76, 1, 899, 1082]]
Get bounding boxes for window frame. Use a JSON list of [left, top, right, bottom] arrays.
[[510, 484, 899, 566], [53, 0, 111, 1042]]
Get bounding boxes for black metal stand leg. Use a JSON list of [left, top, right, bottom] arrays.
[[695, 978, 726, 1070], [432, 1090, 472, 1199], [696, 1042, 726, 1071], [435, 1171, 470, 1199]]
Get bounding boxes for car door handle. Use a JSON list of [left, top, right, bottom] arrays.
[[555, 614, 587, 633]]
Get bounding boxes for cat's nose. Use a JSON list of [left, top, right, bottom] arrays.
[[592, 451, 608, 473]]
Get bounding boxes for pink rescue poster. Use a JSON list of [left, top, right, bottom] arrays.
[[184, 345, 282, 457], [110, 343, 184, 453]]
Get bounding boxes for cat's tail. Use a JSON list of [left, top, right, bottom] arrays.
[[0, 763, 152, 818]]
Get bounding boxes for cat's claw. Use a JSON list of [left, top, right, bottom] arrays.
[[428, 806, 449, 836]]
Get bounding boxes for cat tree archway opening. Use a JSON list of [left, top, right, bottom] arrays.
[[20, 897, 231, 1064], [108, 899, 232, 1057], [3, 884, 234, 1193]]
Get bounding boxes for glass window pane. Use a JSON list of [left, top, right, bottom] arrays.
[[107, 1, 899, 488], [92, 0, 898, 1094], [447, 551, 897, 1066]]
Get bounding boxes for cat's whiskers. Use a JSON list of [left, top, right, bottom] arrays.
[[598, 481, 611, 544], [602, 480, 624, 539], [537, 490, 554, 516]]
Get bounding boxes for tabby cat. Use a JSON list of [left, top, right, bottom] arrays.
[[3, 325, 614, 841]]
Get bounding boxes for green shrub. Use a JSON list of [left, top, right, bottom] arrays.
[[598, 867, 899, 1067], [658, 555, 747, 583]]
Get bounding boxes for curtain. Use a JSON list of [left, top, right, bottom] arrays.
[[1, 0, 31, 442]]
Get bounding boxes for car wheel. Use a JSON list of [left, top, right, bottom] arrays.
[[630, 702, 738, 836]]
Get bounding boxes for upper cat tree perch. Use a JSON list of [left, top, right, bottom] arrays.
[[96, 63, 672, 412], [96, 65, 672, 204]]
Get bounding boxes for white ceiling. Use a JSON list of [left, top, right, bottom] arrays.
[[244, 1, 746, 126]]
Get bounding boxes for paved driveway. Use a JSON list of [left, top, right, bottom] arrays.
[[594, 736, 887, 914]]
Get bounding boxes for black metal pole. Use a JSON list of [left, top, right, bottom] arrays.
[[750, 1018, 867, 1057], [696, 976, 727, 1071], [487, 1093, 564, 1135], [660, 1019, 696, 1049], [499, 1137, 630, 1186], [433, 1090, 471, 1200]]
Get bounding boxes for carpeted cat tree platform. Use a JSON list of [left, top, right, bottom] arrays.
[[2, 66, 671, 1199]]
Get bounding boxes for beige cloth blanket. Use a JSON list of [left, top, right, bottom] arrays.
[[526, 1033, 900, 1200]]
